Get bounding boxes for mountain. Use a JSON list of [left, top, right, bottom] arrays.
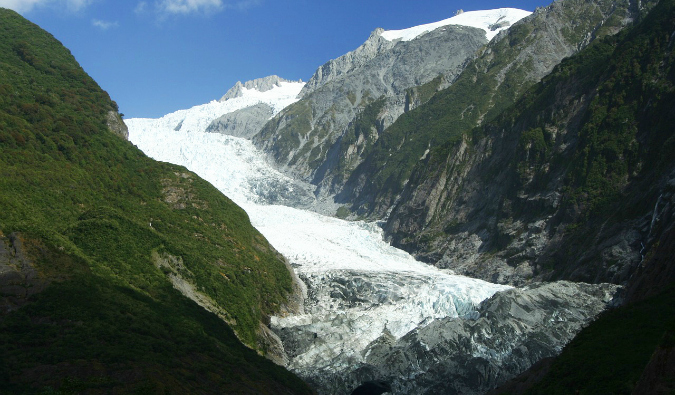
[[124, 68, 622, 395], [205, 76, 305, 139], [252, 9, 530, 199], [0, 8, 311, 394], [121, 4, 648, 392], [337, 0, 652, 220], [384, 0, 675, 391], [384, 0, 670, 287]]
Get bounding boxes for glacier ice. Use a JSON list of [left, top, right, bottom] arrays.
[[127, 79, 510, 386], [127, 74, 618, 394]]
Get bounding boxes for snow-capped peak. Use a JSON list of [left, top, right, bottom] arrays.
[[220, 75, 302, 101], [380, 8, 532, 42], [128, 78, 304, 135]]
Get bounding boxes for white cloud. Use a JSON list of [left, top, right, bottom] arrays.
[[152, 0, 260, 16], [134, 1, 148, 14], [92, 18, 118, 30], [0, 0, 95, 13], [66, 0, 94, 11], [0, 0, 48, 13], [156, 0, 223, 15]]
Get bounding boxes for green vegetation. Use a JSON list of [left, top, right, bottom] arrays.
[[333, 97, 386, 186], [404, 75, 444, 110], [335, 206, 351, 219], [343, 0, 652, 217], [523, 286, 675, 394], [501, 0, 675, 225], [0, 9, 309, 393], [256, 100, 311, 163], [0, 263, 309, 394]]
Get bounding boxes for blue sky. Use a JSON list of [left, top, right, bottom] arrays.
[[2, 0, 551, 118]]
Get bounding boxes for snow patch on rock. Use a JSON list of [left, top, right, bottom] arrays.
[[380, 8, 531, 42]]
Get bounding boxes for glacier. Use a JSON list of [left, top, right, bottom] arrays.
[[127, 81, 511, 384], [127, 82, 619, 394], [125, 10, 618, 394]]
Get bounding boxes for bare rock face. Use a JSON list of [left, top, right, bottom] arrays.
[[220, 75, 293, 101], [106, 110, 128, 140], [206, 103, 274, 139], [0, 233, 48, 314], [253, 24, 489, 196]]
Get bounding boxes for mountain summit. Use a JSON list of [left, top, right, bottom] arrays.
[[220, 75, 302, 101]]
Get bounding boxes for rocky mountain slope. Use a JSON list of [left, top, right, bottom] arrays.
[[0, 9, 310, 394], [252, 9, 530, 199], [338, 0, 651, 220], [206, 76, 303, 139], [383, 0, 671, 288]]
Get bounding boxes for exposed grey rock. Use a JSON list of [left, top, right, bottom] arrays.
[[106, 110, 128, 140], [206, 103, 274, 139], [283, 281, 619, 395], [220, 75, 294, 101], [381, 0, 661, 287], [254, 25, 488, 196], [0, 233, 49, 314], [299, 28, 397, 97]]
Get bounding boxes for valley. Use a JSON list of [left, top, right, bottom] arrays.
[[127, 73, 617, 394], [1, 0, 674, 393]]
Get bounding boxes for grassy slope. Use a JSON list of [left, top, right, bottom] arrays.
[[0, 8, 310, 394]]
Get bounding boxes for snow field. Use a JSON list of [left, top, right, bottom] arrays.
[[380, 8, 532, 42]]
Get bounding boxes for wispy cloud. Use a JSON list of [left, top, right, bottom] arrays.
[[0, 0, 49, 13], [134, 1, 148, 14], [66, 0, 94, 11], [0, 0, 95, 13], [147, 0, 260, 17], [156, 0, 223, 15], [92, 18, 119, 30]]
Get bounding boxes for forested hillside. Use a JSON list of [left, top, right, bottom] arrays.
[[0, 8, 310, 394]]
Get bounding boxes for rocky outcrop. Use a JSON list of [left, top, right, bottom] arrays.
[[220, 75, 293, 101], [206, 103, 274, 139], [0, 232, 48, 314], [298, 28, 395, 97], [106, 110, 128, 140], [253, 24, 489, 198]]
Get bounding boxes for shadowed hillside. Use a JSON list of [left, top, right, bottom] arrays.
[[0, 8, 311, 394]]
